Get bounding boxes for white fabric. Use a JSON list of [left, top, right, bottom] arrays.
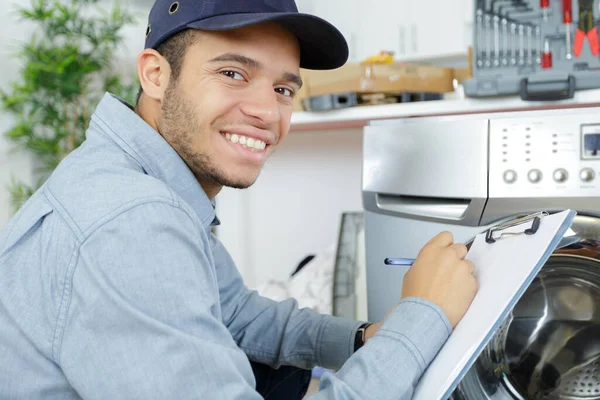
[[256, 244, 337, 315]]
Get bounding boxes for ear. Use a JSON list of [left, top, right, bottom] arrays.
[[137, 49, 172, 102]]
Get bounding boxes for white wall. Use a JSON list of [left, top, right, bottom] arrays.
[[216, 128, 365, 288]]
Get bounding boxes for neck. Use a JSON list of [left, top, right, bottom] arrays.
[[197, 179, 222, 199], [135, 96, 223, 200], [135, 95, 160, 132]]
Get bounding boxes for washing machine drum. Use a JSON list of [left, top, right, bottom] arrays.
[[452, 215, 600, 400]]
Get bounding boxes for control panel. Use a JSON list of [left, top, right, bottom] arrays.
[[490, 110, 600, 199]]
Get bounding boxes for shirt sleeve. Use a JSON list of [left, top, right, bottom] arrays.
[[209, 233, 364, 371], [57, 201, 264, 399], [308, 298, 452, 400]]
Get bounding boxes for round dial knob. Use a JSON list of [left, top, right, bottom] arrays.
[[527, 169, 542, 183], [503, 170, 517, 184], [553, 168, 569, 183], [580, 168, 595, 182]]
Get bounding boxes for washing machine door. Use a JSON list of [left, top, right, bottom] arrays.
[[452, 214, 600, 400]]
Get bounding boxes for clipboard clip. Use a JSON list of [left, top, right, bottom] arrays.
[[485, 211, 549, 244]]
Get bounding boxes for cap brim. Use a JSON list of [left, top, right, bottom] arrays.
[[186, 12, 348, 70]]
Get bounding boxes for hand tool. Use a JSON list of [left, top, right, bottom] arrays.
[[511, 22, 518, 65], [494, 14, 501, 66], [477, 8, 485, 68], [492, 0, 529, 15], [498, 0, 533, 17], [563, 0, 573, 59], [501, 1, 535, 20], [574, 0, 599, 57], [536, 25, 542, 64], [502, 17, 509, 65], [486, 13, 493, 67], [542, 38, 553, 68], [519, 24, 525, 64], [527, 25, 533, 64], [541, 0, 550, 21]]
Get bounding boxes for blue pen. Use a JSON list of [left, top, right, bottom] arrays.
[[384, 257, 416, 266]]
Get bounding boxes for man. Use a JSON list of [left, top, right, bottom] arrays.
[[0, 0, 477, 399]]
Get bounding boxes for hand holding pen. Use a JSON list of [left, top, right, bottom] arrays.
[[379, 232, 478, 329]]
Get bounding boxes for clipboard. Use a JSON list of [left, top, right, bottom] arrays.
[[411, 209, 577, 400]]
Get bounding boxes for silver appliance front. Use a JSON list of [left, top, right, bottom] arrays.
[[362, 106, 600, 399]]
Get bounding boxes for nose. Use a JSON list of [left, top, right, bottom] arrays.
[[239, 82, 281, 127]]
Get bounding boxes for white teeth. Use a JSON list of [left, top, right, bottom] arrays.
[[223, 132, 266, 152]]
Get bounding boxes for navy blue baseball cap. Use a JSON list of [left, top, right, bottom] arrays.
[[144, 0, 349, 70]]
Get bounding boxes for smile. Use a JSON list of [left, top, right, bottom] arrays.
[[223, 133, 266, 152]]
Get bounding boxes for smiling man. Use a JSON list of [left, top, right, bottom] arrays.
[[140, 22, 302, 198], [0, 1, 478, 399]]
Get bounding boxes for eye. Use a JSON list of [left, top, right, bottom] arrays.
[[221, 70, 245, 81], [275, 87, 294, 97]]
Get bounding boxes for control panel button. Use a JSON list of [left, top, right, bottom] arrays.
[[580, 168, 596, 182], [553, 168, 569, 183], [503, 170, 517, 184], [527, 169, 542, 183]]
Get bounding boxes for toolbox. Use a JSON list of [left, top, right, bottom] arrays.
[[463, 0, 600, 100]]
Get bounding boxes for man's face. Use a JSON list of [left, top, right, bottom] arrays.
[[157, 23, 302, 193]]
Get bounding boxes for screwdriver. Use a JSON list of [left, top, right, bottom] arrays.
[[541, 0, 550, 21], [563, 0, 573, 59], [542, 39, 553, 68]]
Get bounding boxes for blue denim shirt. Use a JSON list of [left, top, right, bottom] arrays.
[[0, 93, 452, 399]]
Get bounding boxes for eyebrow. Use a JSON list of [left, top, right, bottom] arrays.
[[283, 72, 303, 89], [209, 52, 303, 88]]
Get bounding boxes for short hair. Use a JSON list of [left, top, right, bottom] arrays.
[[135, 29, 201, 105]]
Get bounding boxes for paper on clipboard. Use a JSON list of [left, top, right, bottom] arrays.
[[411, 209, 577, 400]]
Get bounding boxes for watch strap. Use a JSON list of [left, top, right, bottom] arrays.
[[353, 323, 372, 352]]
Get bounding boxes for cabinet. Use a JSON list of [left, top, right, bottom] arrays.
[[354, 1, 401, 62], [310, 0, 362, 61], [304, 0, 474, 63], [408, 0, 474, 60]]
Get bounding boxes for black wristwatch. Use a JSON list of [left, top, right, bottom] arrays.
[[353, 323, 372, 352]]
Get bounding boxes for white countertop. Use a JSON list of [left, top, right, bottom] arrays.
[[290, 88, 600, 132]]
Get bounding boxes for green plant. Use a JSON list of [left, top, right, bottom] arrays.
[[1, 0, 139, 213]]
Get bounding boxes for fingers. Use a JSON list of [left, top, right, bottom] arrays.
[[426, 231, 467, 259], [426, 231, 454, 248], [450, 243, 468, 260], [461, 259, 475, 275]]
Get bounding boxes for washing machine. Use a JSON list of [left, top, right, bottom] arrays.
[[362, 105, 600, 399]]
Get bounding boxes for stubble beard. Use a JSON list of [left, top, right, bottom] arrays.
[[160, 80, 256, 190]]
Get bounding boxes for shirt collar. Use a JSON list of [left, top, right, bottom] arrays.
[[90, 92, 220, 228]]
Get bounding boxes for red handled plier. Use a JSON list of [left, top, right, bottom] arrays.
[[574, 0, 600, 57]]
